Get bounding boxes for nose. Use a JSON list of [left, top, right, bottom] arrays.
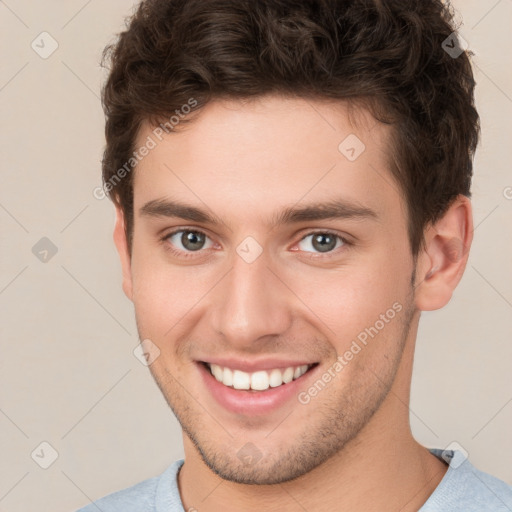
[[208, 249, 294, 350]]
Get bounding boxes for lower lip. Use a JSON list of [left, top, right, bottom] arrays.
[[197, 362, 318, 416]]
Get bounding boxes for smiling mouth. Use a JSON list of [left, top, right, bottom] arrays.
[[201, 362, 318, 392]]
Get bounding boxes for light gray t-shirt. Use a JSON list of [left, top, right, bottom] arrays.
[[77, 449, 512, 511]]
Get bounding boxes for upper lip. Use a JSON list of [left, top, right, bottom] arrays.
[[198, 357, 317, 373]]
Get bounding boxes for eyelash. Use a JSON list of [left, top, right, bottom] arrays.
[[160, 228, 353, 260]]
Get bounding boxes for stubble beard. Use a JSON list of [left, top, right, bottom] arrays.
[[142, 286, 417, 485]]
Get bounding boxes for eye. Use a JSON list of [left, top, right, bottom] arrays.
[[161, 228, 351, 260], [163, 229, 215, 254], [296, 231, 348, 254]]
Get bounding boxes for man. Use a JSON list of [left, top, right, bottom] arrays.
[[79, 0, 512, 510]]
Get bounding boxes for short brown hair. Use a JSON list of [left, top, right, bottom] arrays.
[[101, 0, 480, 256]]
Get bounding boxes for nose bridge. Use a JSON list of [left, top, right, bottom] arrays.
[[210, 248, 292, 345]]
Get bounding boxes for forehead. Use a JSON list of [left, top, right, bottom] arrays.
[[132, 95, 404, 230]]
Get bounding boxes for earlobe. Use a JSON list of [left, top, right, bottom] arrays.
[[113, 205, 134, 302], [414, 195, 473, 311]]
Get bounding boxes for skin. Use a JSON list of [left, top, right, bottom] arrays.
[[113, 95, 473, 511]]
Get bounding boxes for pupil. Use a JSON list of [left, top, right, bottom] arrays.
[[183, 231, 204, 251], [313, 233, 335, 253]]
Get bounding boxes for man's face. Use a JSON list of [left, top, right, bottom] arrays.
[[122, 96, 419, 484]]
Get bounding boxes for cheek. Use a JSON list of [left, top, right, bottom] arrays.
[[292, 255, 408, 328], [130, 248, 204, 337], [130, 253, 237, 359]]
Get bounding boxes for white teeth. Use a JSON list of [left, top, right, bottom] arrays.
[[269, 368, 283, 387], [232, 369, 250, 390], [250, 371, 269, 391], [293, 365, 308, 379], [223, 367, 233, 387], [211, 363, 223, 382], [282, 367, 294, 384], [207, 363, 312, 391]]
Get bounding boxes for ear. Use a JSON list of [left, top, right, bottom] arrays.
[[414, 195, 473, 311], [113, 205, 133, 302]]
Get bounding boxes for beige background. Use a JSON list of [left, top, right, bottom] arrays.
[[0, 1, 511, 511]]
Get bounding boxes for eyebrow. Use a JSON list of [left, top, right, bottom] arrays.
[[139, 197, 379, 228]]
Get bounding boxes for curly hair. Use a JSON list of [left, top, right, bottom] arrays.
[[101, 0, 480, 256]]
